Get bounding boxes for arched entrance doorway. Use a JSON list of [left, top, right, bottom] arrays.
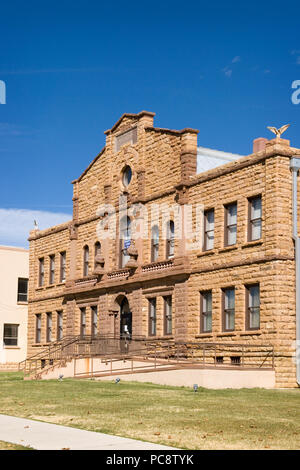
[[120, 297, 132, 339]]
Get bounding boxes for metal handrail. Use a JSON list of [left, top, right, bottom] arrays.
[[19, 335, 274, 378]]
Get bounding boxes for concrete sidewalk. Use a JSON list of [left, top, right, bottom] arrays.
[[0, 414, 176, 450]]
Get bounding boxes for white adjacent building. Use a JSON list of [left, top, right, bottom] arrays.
[[0, 246, 28, 370]]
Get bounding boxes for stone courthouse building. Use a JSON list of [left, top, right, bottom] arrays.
[[27, 111, 300, 388]]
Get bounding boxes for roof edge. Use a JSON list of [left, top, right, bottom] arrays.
[[104, 111, 156, 135], [72, 146, 105, 184], [145, 126, 199, 135]]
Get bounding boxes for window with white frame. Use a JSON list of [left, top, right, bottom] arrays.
[[60, 251, 66, 282], [201, 291, 212, 333], [248, 196, 262, 241], [91, 306, 98, 336], [46, 313, 52, 342], [57, 311, 63, 341], [151, 225, 159, 262], [223, 288, 235, 331], [246, 284, 260, 330], [164, 296, 172, 335], [203, 209, 214, 251], [148, 298, 157, 336], [225, 203, 237, 246], [83, 246, 89, 277], [49, 255, 55, 284]]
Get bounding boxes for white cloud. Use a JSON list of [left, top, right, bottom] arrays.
[[231, 56, 241, 63], [0, 209, 71, 248], [222, 66, 232, 78]]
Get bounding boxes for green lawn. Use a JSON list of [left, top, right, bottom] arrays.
[[0, 440, 32, 450], [0, 372, 299, 450]]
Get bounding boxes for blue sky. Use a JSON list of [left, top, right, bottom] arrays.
[[0, 0, 300, 246]]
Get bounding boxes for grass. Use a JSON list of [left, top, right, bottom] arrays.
[[0, 372, 299, 449], [0, 440, 32, 450]]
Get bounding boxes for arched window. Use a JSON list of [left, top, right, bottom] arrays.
[[166, 220, 175, 259], [83, 245, 89, 276], [120, 216, 131, 268], [94, 241, 101, 268], [151, 225, 159, 262]]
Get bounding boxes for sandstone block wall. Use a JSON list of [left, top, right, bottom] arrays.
[[27, 112, 300, 387]]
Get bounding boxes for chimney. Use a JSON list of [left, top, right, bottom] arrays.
[[253, 137, 268, 153]]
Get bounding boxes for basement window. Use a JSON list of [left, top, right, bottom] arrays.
[[231, 356, 241, 366]]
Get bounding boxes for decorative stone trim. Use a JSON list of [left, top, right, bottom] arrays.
[[142, 259, 174, 273], [74, 276, 98, 288], [107, 269, 130, 280]]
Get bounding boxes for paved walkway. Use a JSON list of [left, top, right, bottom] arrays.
[[0, 414, 176, 450]]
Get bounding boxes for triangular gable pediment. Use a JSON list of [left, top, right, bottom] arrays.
[[104, 110, 155, 135]]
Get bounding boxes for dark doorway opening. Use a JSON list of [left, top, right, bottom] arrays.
[[120, 297, 132, 339]]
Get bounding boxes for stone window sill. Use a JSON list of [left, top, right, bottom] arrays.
[[195, 333, 213, 338], [4, 346, 20, 349], [146, 335, 174, 340], [17, 301, 28, 305], [241, 240, 263, 249], [37, 282, 66, 291], [219, 245, 238, 253], [197, 249, 216, 258], [240, 330, 262, 336], [216, 331, 236, 337]]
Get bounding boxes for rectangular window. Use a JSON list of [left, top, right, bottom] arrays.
[[246, 284, 260, 330], [60, 252, 66, 282], [148, 298, 157, 336], [91, 306, 98, 337], [57, 311, 63, 341], [164, 296, 172, 335], [83, 247, 89, 276], [80, 308, 86, 337], [151, 226, 159, 263], [166, 221, 175, 259], [200, 291, 212, 333], [248, 196, 262, 241], [203, 209, 214, 251], [3, 324, 18, 346], [225, 203, 237, 246], [46, 313, 52, 342], [223, 288, 235, 331], [17, 278, 28, 302], [49, 255, 55, 285], [38, 258, 44, 287], [36, 314, 41, 343]]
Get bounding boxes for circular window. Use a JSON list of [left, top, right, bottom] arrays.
[[122, 165, 132, 187]]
